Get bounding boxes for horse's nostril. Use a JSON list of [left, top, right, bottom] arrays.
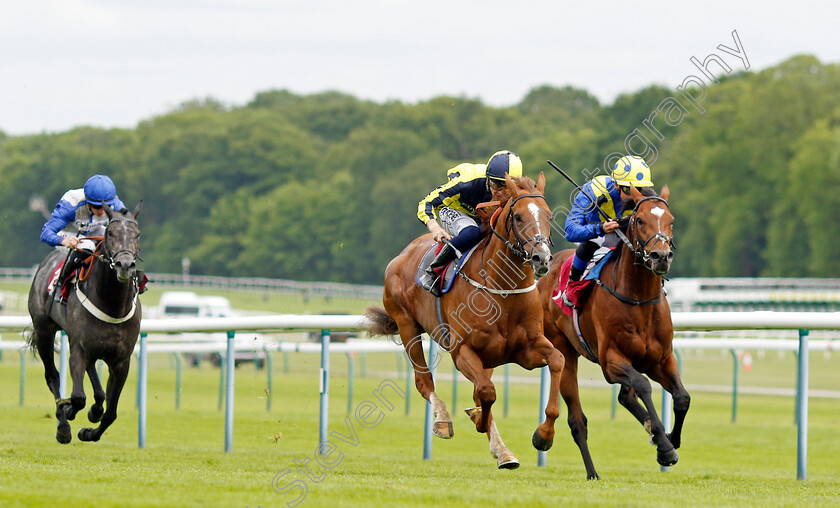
[[649, 251, 661, 261], [667, 251, 674, 261]]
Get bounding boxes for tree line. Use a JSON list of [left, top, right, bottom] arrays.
[[0, 54, 838, 283]]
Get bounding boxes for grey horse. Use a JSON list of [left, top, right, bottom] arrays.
[[28, 203, 143, 443]]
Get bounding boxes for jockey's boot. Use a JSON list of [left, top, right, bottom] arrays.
[[561, 265, 585, 309], [418, 243, 458, 297], [54, 251, 84, 302]]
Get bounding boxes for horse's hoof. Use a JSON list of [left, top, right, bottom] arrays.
[[88, 406, 103, 424], [433, 421, 454, 439], [531, 428, 553, 451], [657, 448, 679, 467], [464, 407, 481, 424], [78, 428, 99, 442], [587, 472, 601, 481], [497, 453, 520, 470], [56, 422, 72, 444]]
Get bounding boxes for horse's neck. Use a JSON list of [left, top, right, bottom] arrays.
[[83, 261, 134, 311], [613, 244, 660, 300], [470, 232, 534, 290]]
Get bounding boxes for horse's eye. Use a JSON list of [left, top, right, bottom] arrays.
[[636, 219, 644, 227], [514, 213, 522, 222]]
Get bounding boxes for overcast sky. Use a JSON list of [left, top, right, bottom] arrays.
[[1, 0, 836, 135]]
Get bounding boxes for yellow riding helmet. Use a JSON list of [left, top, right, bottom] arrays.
[[611, 155, 654, 187], [486, 150, 523, 182]]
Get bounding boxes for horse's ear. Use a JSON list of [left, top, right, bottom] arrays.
[[536, 171, 546, 194], [504, 173, 518, 196], [659, 185, 670, 202], [629, 184, 644, 203], [103, 205, 114, 220], [132, 200, 143, 219]]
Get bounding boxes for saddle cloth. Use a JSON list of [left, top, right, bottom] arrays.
[[47, 260, 75, 302], [550, 247, 617, 316], [414, 243, 477, 295]]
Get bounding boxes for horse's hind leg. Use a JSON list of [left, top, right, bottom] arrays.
[[647, 353, 690, 449], [31, 325, 73, 444], [65, 338, 88, 421], [78, 357, 129, 442], [397, 318, 453, 439], [559, 350, 600, 480], [86, 360, 106, 423], [603, 352, 678, 467]]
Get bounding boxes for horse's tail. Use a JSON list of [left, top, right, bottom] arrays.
[[23, 326, 40, 351], [364, 307, 399, 336]]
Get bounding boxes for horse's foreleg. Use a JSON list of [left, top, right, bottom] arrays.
[[647, 354, 690, 449], [398, 321, 453, 438], [559, 351, 600, 480], [453, 347, 496, 434], [514, 336, 564, 452], [603, 352, 678, 467], [617, 385, 653, 441], [86, 360, 106, 423], [465, 409, 519, 469], [78, 358, 130, 442]]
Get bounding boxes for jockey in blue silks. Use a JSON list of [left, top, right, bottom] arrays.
[[560, 155, 654, 309], [41, 175, 129, 296]]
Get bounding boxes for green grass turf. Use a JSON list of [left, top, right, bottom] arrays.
[[0, 350, 838, 508]]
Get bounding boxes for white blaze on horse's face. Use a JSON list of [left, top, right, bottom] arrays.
[[528, 203, 541, 224]]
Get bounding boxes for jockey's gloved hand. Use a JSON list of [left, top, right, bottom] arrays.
[[617, 216, 631, 231]]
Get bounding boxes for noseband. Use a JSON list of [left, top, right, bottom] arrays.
[[490, 193, 553, 263]]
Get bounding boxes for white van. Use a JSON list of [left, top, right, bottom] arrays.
[[157, 291, 266, 368], [158, 291, 233, 318]]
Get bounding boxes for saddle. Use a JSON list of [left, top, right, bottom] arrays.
[[414, 243, 477, 295]]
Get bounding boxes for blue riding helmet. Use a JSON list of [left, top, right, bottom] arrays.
[[486, 150, 523, 182], [84, 174, 120, 207]]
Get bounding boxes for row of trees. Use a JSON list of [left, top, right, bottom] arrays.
[[1, 55, 838, 282]]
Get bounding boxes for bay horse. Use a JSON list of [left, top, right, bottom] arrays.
[[537, 184, 689, 479], [28, 203, 143, 444], [366, 173, 564, 469]]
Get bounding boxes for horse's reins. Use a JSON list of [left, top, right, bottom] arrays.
[[74, 217, 141, 276]]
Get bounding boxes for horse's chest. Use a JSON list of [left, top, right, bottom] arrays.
[[615, 328, 664, 365]]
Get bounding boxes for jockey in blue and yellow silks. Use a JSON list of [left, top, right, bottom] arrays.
[[560, 155, 654, 309], [416, 150, 522, 296]]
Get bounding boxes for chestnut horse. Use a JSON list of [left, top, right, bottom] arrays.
[[537, 185, 689, 479], [367, 173, 564, 469]]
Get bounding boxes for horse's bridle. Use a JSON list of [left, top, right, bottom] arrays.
[[89, 217, 141, 270], [624, 196, 675, 272], [490, 193, 553, 263]]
